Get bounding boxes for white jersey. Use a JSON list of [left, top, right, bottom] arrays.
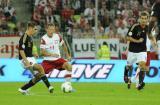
[[40, 33, 64, 61]]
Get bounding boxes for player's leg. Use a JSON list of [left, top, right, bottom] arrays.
[[125, 52, 134, 89], [33, 64, 53, 93], [19, 57, 53, 94], [136, 52, 147, 90], [62, 62, 72, 82], [157, 40, 160, 59], [137, 61, 146, 90], [135, 51, 150, 88], [19, 71, 41, 95]]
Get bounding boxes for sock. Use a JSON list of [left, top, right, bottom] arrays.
[[128, 67, 133, 78], [64, 71, 72, 82], [124, 66, 129, 77], [135, 68, 140, 87], [41, 75, 51, 88], [139, 70, 145, 84], [21, 78, 40, 90]]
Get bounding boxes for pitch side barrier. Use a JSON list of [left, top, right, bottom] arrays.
[[0, 59, 160, 83]]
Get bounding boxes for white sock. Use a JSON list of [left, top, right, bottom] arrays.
[[64, 70, 72, 82], [135, 68, 140, 88]]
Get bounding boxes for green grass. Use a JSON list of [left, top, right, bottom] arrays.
[[0, 83, 160, 105]]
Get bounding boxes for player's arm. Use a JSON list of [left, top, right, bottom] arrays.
[[62, 42, 71, 61], [19, 37, 31, 67], [40, 38, 59, 57], [126, 36, 143, 43], [41, 48, 59, 57], [126, 24, 143, 43]]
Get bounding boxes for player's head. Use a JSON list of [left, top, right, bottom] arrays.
[[45, 23, 56, 37], [139, 11, 149, 26], [26, 22, 38, 36]]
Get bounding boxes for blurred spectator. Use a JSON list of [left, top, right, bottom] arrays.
[[17, 22, 26, 36], [35, 0, 48, 14], [114, 10, 127, 28], [84, 3, 95, 26], [77, 13, 88, 32], [44, 4, 54, 24], [32, 8, 42, 25], [0, 19, 8, 32], [71, 0, 81, 14], [72, 24, 82, 38], [61, 5, 74, 21], [97, 42, 110, 60], [117, 23, 128, 42], [93, 21, 104, 36], [82, 23, 94, 38], [0, 0, 11, 8], [4, 5, 17, 23], [104, 22, 116, 38]]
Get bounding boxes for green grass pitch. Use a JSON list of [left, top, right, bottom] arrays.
[[0, 83, 160, 105]]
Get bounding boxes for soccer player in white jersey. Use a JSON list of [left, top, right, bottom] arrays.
[[40, 23, 72, 90]]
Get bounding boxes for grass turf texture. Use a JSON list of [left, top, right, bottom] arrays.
[[0, 83, 159, 105]]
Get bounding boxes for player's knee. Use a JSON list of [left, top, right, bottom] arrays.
[[63, 62, 72, 71], [139, 62, 147, 70], [67, 64, 72, 71], [33, 64, 45, 74], [126, 65, 133, 70]]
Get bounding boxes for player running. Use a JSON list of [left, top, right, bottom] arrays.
[[40, 23, 73, 91], [18, 22, 53, 95], [124, 11, 154, 90]]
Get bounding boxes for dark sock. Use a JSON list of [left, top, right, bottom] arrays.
[[21, 77, 41, 90], [128, 69, 133, 78], [41, 75, 51, 88], [124, 66, 129, 77], [139, 71, 145, 84]]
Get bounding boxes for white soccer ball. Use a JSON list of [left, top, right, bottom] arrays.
[[61, 82, 73, 93]]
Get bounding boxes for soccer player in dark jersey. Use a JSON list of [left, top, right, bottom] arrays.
[[149, 0, 160, 59], [18, 22, 53, 95], [124, 11, 151, 90]]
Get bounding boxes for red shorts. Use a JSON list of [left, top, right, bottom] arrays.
[[146, 51, 151, 66], [41, 58, 67, 74]]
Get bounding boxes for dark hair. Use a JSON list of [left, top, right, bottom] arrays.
[[103, 42, 107, 46], [27, 22, 36, 29], [140, 11, 149, 17], [45, 23, 55, 28]]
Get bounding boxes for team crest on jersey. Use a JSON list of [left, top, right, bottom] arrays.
[[55, 40, 58, 44], [128, 32, 132, 36], [22, 44, 25, 49], [137, 32, 141, 36]]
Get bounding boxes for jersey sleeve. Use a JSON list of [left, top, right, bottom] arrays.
[[126, 24, 137, 37], [19, 36, 24, 50], [40, 38, 46, 49], [58, 34, 64, 46]]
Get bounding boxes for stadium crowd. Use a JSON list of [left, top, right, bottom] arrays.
[[29, 0, 153, 42], [0, 0, 17, 33], [0, 0, 158, 59], [0, 0, 154, 40]]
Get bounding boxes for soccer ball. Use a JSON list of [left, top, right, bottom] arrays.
[[61, 82, 73, 93]]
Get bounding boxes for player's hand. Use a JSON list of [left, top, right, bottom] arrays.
[[138, 38, 144, 43]]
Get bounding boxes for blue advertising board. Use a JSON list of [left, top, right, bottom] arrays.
[[0, 58, 160, 82]]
